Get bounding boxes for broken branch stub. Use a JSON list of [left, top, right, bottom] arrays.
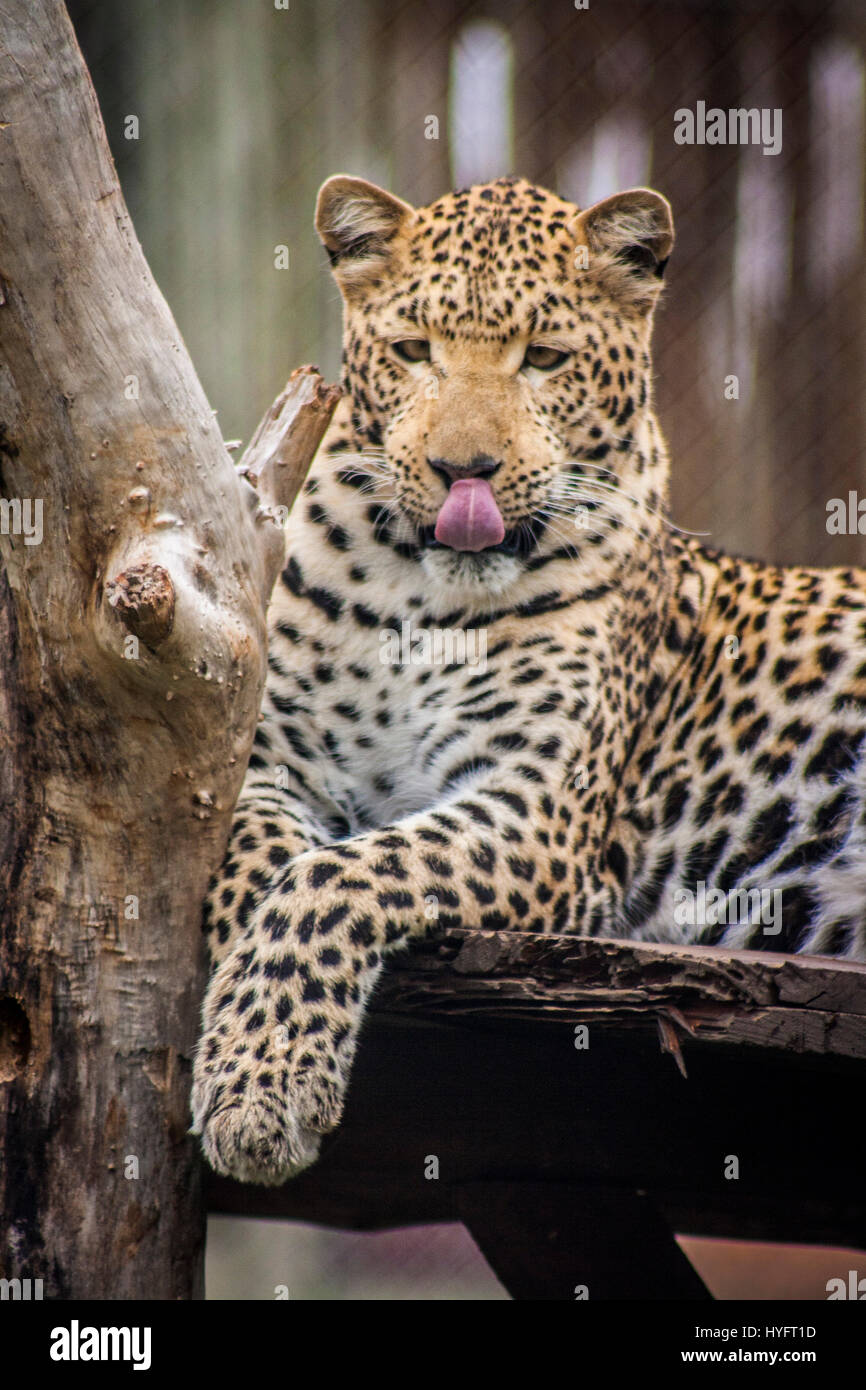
[[241, 364, 341, 509], [239, 365, 341, 588], [106, 562, 175, 648]]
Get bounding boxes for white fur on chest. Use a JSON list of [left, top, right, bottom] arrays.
[[287, 618, 477, 831]]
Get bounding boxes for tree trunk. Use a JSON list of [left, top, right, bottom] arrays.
[[0, 0, 336, 1298]]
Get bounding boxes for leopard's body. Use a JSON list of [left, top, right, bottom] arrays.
[[192, 175, 866, 1185]]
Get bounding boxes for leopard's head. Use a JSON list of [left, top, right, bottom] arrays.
[[316, 174, 674, 600]]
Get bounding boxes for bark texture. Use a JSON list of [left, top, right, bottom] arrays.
[[0, 1, 335, 1297]]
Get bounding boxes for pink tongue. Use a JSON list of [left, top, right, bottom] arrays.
[[434, 477, 506, 552]]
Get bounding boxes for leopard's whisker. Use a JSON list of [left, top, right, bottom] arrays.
[[554, 471, 711, 539], [536, 502, 666, 556]]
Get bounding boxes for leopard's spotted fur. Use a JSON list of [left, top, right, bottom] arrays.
[[191, 175, 866, 1185]]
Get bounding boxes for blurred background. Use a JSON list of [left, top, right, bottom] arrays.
[[66, 0, 865, 1298]]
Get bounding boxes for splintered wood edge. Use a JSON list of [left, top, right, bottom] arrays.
[[376, 929, 866, 1060], [239, 365, 342, 514]]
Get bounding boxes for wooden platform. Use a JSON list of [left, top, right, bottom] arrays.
[[208, 931, 866, 1300]]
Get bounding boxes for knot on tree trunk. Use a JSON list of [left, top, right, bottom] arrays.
[[106, 562, 176, 647]]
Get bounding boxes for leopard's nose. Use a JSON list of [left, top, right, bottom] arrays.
[[428, 455, 502, 486]]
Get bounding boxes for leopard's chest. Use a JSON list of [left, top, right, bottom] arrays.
[[285, 644, 496, 831]]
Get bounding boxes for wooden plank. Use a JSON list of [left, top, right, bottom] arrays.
[[209, 993, 866, 1257], [377, 930, 866, 1059]]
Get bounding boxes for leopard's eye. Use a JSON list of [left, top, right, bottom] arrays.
[[523, 344, 570, 371], [392, 339, 431, 364]]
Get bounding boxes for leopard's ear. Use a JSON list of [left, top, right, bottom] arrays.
[[315, 176, 415, 293], [570, 188, 674, 312]]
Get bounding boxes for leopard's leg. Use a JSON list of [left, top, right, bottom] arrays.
[[202, 771, 332, 973], [193, 766, 342, 1180], [192, 759, 611, 1185]]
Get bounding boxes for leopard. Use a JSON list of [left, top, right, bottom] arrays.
[[191, 173, 866, 1186]]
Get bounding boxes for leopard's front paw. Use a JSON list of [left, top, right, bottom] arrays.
[[191, 1035, 350, 1185], [192, 900, 380, 1184], [192, 1088, 321, 1186]]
